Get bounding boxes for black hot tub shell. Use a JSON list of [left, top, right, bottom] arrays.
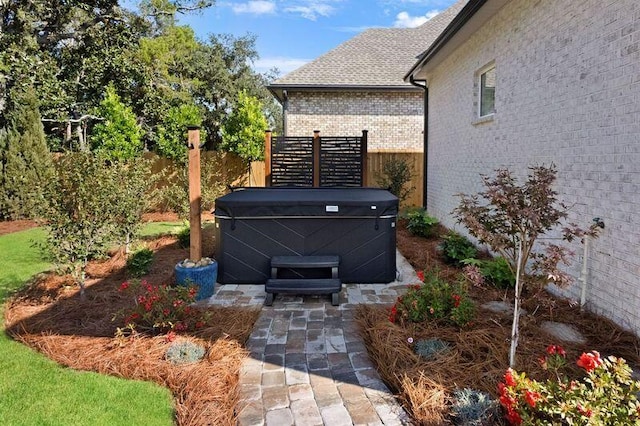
[[214, 187, 398, 284]]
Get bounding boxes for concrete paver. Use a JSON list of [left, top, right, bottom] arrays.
[[208, 251, 417, 425]]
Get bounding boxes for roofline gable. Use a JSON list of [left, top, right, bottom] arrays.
[[405, 0, 510, 82]]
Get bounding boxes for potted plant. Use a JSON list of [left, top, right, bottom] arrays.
[[175, 256, 217, 301]]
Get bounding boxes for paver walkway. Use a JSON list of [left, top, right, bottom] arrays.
[[208, 251, 417, 425]]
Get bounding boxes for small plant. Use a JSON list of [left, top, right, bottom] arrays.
[[450, 388, 500, 426], [498, 347, 640, 425], [414, 338, 450, 360], [126, 247, 154, 277], [165, 341, 206, 365], [177, 226, 190, 249], [117, 279, 209, 334], [376, 157, 415, 202], [439, 232, 478, 266], [388, 271, 475, 327], [481, 257, 515, 289], [406, 209, 439, 238]]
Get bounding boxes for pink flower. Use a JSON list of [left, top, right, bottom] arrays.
[[416, 270, 424, 281], [119, 281, 129, 291], [407, 337, 414, 344]]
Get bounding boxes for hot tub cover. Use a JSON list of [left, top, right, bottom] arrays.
[[214, 187, 398, 218]]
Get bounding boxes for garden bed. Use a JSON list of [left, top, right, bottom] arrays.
[[4, 226, 260, 426], [357, 219, 640, 425]]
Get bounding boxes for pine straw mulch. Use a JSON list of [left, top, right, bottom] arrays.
[[356, 219, 640, 425], [4, 226, 260, 426]]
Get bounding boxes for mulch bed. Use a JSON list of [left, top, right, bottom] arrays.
[[0, 219, 38, 235], [357, 219, 640, 425], [4, 226, 259, 426]]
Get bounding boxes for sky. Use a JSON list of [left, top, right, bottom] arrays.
[[139, 0, 459, 76]]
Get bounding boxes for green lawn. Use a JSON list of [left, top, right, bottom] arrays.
[[0, 227, 175, 426], [139, 221, 186, 238]]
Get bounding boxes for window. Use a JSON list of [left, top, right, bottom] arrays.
[[478, 64, 496, 118]]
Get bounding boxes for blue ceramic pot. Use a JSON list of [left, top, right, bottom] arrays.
[[174, 261, 218, 301]]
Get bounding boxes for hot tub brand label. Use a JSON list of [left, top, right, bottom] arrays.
[[326, 205, 339, 212], [371, 205, 377, 209]]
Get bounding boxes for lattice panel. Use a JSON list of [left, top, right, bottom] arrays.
[[270, 136, 313, 187], [319, 136, 363, 187]]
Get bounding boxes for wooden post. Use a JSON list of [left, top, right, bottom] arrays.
[[361, 129, 368, 187], [313, 130, 320, 187], [187, 126, 202, 261], [264, 130, 272, 187]]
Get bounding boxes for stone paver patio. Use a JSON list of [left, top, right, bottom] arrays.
[[207, 251, 417, 425]]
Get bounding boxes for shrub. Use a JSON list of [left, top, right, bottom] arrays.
[[156, 103, 206, 162], [406, 209, 439, 238], [40, 153, 119, 294], [376, 157, 415, 202], [126, 247, 154, 277], [165, 341, 206, 365], [414, 338, 450, 360], [177, 226, 190, 249], [481, 257, 515, 289], [117, 279, 209, 334], [388, 271, 474, 327], [0, 86, 54, 220], [91, 85, 144, 161], [220, 91, 268, 161], [450, 388, 500, 426], [498, 347, 640, 425], [439, 232, 478, 266]]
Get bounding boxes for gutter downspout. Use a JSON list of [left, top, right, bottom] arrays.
[[409, 76, 428, 209], [282, 90, 288, 137]]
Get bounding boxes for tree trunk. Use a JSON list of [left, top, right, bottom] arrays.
[[509, 240, 524, 368]]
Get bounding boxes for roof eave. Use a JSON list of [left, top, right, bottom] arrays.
[[267, 84, 421, 103], [404, 0, 509, 82]]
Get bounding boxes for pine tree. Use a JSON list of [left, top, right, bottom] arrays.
[[0, 86, 53, 219]]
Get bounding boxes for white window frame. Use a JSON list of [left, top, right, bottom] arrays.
[[476, 62, 496, 119]]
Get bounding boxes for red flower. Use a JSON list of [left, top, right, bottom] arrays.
[[506, 409, 522, 425], [195, 321, 205, 329], [416, 270, 424, 281], [173, 299, 184, 308], [577, 404, 593, 418], [165, 331, 177, 343], [539, 356, 548, 370], [452, 294, 461, 308], [546, 344, 566, 357], [389, 305, 398, 323], [524, 390, 541, 408], [577, 351, 602, 372], [119, 281, 129, 291], [504, 368, 517, 387], [174, 322, 187, 331], [162, 309, 170, 316]]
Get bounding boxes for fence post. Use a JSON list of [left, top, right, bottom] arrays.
[[187, 126, 202, 261], [264, 130, 272, 187], [361, 129, 368, 187], [313, 130, 321, 187]]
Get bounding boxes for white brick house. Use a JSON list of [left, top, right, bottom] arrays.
[[406, 0, 640, 334]]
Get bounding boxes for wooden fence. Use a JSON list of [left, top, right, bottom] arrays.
[[250, 151, 423, 208], [146, 150, 423, 208]]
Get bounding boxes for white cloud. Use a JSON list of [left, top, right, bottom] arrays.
[[393, 9, 440, 28], [283, 3, 334, 20], [231, 1, 276, 15], [253, 56, 311, 73]]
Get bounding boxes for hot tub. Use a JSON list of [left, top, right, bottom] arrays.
[[214, 187, 398, 284]]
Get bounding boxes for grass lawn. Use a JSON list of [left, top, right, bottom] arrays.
[[0, 227, 175, 426], [139, 221, 186, 238]]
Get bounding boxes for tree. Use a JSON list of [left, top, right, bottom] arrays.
[[91, 85, 144, 160], [156, 103, 206, 161], [454, 165, 600, 368], [0, 86, 53, 219], [220, 91, 268, 161]]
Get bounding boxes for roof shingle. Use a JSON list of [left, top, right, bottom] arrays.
[[271, 0, 468, 89]]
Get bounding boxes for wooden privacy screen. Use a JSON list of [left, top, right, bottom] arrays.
[[265, 130, 368, 187]]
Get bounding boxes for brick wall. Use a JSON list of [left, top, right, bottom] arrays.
[[285, 91, 424, 152], [425, 0, 640, 333]]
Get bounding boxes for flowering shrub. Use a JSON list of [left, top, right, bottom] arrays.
[[499, 347, 640, 425], [117, 279, 209, 334], [388, 271, 474, 327]]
